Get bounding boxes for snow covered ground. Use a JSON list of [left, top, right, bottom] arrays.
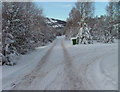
[[1, 36, 118, 90]]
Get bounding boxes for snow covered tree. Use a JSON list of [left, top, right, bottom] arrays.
[[105, 1, 119, 41], [2, 2, 55, 65], [106, 1, 119, 21], [0, 2, 2, 65], [65, 2, 94, 40], [77, 23, 93, 44]]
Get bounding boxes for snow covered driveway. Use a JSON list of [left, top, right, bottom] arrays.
[[2, 36, 118, 90]]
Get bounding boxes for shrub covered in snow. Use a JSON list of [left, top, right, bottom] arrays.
[[77, 23, 93, 44], [2, 2, 56, 65]]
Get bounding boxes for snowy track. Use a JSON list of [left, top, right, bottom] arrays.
[[2, 36, 118, 90], [12, 41, 57, 90], [61, 41, 83, 90]]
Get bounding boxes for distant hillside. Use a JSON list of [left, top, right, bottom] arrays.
[[45, 18, 66, 29], [45, 18, 66, 36]]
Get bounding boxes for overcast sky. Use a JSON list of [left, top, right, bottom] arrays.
[[34, 2, 108, 21]]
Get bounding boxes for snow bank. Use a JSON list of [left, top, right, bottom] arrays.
[[64, 39, 118, 90], [2, 43, 53, 90]]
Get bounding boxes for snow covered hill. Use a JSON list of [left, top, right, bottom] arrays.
[[1, 36, 118, 90], [45, 18, 66, 36], [45, 18, 66, 29]]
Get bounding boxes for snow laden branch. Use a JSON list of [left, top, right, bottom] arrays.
[[1, 2, 56, 65]]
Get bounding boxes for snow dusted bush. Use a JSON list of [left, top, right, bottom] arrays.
[[77, 23, 93, 44], [2, 2, 56, 65]]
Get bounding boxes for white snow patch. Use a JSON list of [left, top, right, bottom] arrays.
[[2, 36, 118, 90], [64, 39, 118, 90], [2, 43, 52, 90]]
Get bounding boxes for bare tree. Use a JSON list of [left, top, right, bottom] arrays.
[[65, 2, 94, 40], [75, 2, 94, 21]]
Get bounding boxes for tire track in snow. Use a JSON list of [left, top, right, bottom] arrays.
[[12, 41, 57, 90], [82, 50, 116, 90], [61, 40, 84, 90], [81, 55, 103, 89]]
